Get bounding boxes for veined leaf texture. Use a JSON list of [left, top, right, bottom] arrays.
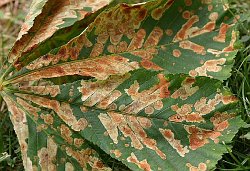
[[0, 0, 245, 171]]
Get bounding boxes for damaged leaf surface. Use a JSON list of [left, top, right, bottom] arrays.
[[0, 0, 245, 171]]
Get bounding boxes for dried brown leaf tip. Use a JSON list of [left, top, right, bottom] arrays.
[[9, 0, 112, 63]]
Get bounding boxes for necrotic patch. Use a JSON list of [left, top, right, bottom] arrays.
[[159, 129, 189, 157]]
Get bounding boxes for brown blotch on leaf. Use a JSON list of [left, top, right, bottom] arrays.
[[173, 15, 199, 42], [140, 60, 163, 71], [151, 0, 175, 20], [186, 162, 207, 171], [127, 29, 146, 51], [184, 0, 192, 6], [74, 138, 84, 148], [210, 112, 235, 131], [182, 10, 191, 19], [60, 124, 73, 144], [110, 149, 122, 158], [166, 29, 173, 36], [194, 58, 226, 77], [159, 128, 189, 157], [41, 114, 54, 125], [213, 23, 230, 43], [145, 106, 154, 115], [179, 40, 206, 55], [223, 31, 237, 52], [144, 27, 163, 47], [185, 125, 222, 150], [173, 49, 181, 57], [127, 153, 151, 171], [171, 77, 199, 100]]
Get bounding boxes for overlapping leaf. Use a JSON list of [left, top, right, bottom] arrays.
[[8, 0, 112, 63], [0, 0, 245, 171]]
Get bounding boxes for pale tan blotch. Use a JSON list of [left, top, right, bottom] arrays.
[[16, 97, 40, 120], [13, 55, 139, 83], [210, 112, 235, 131], [171, 77, 199, 100], [213, 23, 231, 42], [124, 74, 170, 114], [194, 94, 222, 115], [153, 100, 164, 110], [208, 4, 213, 11], [96, 32, 109, 44], [107, 44, 117, 53], [117, 41, 128, 53], [98, 113, 119, 144], [170, 93, 225, 122], [78, 33, 93, 47], [74, 138, 85, 148], [37, 124, 48, 132], [41, 113, 54, 125], [91, 158, 112, 171], [108, 25, 123, 45], [209, 12, 219, 21], [108, 103, 118, 110], [60, 124, 73, 144], [127, 152, 151, 171], [173, 49, 181, 57], [119, 104, 126, 111], [186, 162, 207, 171], [126, 116, 166, 159], [169, 104, 204, 123], [166, 29, 173, 36], [90, 42, 104, 57], [131, 47, 158, 60], [223, 30, 237, 52], [15, 94, 88, 131], [127, 29, 146, 51], [184, 0, 192, 6], [65, 147, 105, 169], [3, 96, 32, 170], [97, 90, 122, 109], [144, 27, 163, 47], [207, 48, 224, 57], [185, 125, 222, 150], [137, 117, 152, 129], [159, 129, 189, 157], [37, 137, 57, 171], [189, 70, 197, 77], [80, 106, 88, 112], [151, 0, 175, 20], [222, 95, 238, 104], [178, 6, 183, 13], [26, 54, 56, 70], [179, 40, 206, 55], [140, 60, 163, 71], [173, 15, 199, 42], [182, 10, 191, 19], [99, 112, 166, 159], [19, 85, 60, 97], [193, 58, 226, 77], [104, 112, 143, 149], [79, 74, 129, 107], [189, 16, 217, 37], [65, 162, 74, 171], [110, 149, 122, 158]]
